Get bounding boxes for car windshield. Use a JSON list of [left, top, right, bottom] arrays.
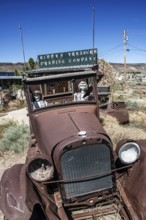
[[27, 75, 97, 111]]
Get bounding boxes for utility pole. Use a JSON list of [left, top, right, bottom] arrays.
[[92, 5, 95, 49], [123, 30, 128, 89], [19, 25, 26, 71]]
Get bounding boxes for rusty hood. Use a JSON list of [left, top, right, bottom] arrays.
[[31, 107, 106, 156]]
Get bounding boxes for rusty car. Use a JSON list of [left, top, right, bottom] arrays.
[[0, 49, 146, 220]]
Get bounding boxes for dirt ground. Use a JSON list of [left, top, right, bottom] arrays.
[[0, 107, 29, 125]]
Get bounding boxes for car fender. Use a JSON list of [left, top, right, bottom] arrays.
[[0, 163, 38, 220]]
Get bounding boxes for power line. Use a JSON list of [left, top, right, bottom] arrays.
[[128, 29, 146, 34], [105, 50, 124, 63], [99, 44, 123, 56], [99, 49, 124, 64], [100, 49, 123, 58], [99, 48, 123, 60], [127, 43, 146, 52], [127, 50, 146, 58]]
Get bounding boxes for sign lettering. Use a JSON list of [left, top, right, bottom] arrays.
[[38, 49, 97, 69]]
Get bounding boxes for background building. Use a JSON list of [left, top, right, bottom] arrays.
[[0, 72, 22, 91]]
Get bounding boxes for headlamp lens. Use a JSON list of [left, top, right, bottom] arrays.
[[118, 142, 141, 164]]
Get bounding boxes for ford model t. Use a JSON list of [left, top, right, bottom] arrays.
[[0, 49, 146, 220]]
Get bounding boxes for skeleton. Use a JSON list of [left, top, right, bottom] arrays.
[[74, 81, 89, 101], [32, 90, 48, 109]]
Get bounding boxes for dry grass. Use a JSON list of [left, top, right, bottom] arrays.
[[100, 111, 146, 149], [112, 83, 146, 112], [129, 111, 146, 130]]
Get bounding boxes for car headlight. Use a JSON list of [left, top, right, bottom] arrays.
[[118, 142, 141, 164], [28, 158, 54, 182]]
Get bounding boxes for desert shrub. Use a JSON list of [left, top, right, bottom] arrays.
[[112, 83, 123, 92], [0, 122, 29, 153], [126, 100, 146, 112], [125, 100, 140, 111], [0, 119, 17, 138]]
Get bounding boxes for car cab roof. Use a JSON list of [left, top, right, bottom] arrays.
[[23, 68, 103, 85]]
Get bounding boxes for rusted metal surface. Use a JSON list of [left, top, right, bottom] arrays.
[[31, 106, 103, 155], [105, 101, 129, 124], [98, 86, 111, 107], [117, 181, 139, 220], [0, 164, 33, 220], [0, 67, 145, 220], [117, 140, 146, 220]]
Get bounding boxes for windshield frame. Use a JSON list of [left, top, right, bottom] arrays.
[[23, 70, 98, 113]]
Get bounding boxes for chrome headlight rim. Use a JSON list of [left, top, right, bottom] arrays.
[[118, 141, 141, 165]]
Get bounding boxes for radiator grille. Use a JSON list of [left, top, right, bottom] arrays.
[[61, 144, 113, 199]]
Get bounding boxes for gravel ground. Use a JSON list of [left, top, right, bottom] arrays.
[[0, 107, 29, 125]]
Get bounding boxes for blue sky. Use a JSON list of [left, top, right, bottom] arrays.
[[0, 0, 146, 63]]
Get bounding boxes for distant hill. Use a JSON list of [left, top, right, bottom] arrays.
[[110, 63, 146, 72], [0, 62, 146, 73], [0, 63, 24, 72]]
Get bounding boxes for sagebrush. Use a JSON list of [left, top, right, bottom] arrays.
[[0, 120, 29, 153], [0, 119, 16, 139]]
